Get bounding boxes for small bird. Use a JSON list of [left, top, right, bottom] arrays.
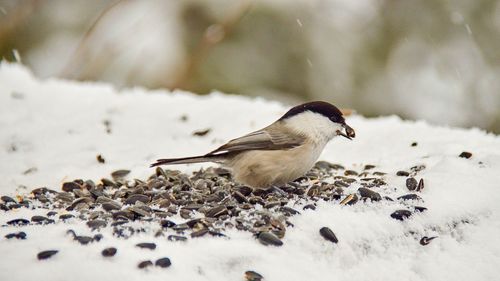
[[151, 101, 355, 189]]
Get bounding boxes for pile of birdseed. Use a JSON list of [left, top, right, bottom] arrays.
[[2, 160, 430, 239], [1, 160, 431, 273]]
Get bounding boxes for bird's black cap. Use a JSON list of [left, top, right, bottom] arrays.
[[279, 101, 345, 124]]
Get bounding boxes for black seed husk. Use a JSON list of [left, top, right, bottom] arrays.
[[138, 260, 153, 269], [420, 236, 437, 246], [5, 231, 27, 239], [416, 178, 424, 192], [406, 177, 418, 191], [397, 194, 422, 201], [257, 232, 283, 246], [390, 210, 412, 221], [319, 227, 338, 243], [136, 242, 156, 250], [168, 235, 187, 242], [62, 182, 81, 192], [358, 187, 382, 201], [7, 218, 30, 226], [245, 270, 264, 281], [87, 219, 107, 230], [396, 171, 410, 177], [155, 257, 172, 268], [102, 247, 117, 257], [459, 151, 472, 159], [37, 250, 58, 260]]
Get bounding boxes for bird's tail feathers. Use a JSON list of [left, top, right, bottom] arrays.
[[150, 155, 221, 167]]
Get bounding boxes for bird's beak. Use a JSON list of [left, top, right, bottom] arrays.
[[337, 123, 356, 140]]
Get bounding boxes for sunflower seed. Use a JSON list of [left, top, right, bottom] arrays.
[[138, 260, 153, 269], [155, 257, 172, 268], [245, 270, 264, 281], [319, 227, 338, 243], [420, 236, 438, 245], [390, 210, 412, 221], [136, 242, 156, 250], [257, 232, 283, 246], [102, 247, 117, 257], [37, 250, 58, 260]]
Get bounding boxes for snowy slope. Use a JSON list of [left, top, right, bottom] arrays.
[[1, 63, 500, 281]]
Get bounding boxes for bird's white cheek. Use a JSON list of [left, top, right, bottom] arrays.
[[324, 123, 342, 141]]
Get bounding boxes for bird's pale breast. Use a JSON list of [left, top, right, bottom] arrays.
[[227, 140, 325, 188]]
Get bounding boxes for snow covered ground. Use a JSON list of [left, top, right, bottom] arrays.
[[1, 63, 500, 281]]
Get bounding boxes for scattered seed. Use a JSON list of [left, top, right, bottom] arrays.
[[125, 194, 150, 205], [7, 218, 30, 226], [59, 214, 75, 221], [160, 220, 176, 228], [102, 201, 121, 211], [101, 178, 116, 187], [416, 178, 424, 192], [205, 205, 228, 218], [136, 242, 156, 250], [410, 165, 426, 173], [31, 215, 55, 224], [62, 182, 81, 192], [191, 228, 209, 238], [397, 194, 422, 201], [93, 234, 103, 241], [420, 236, 438, 246], [390, 210, 412, 221], [319, 227, 338, 244], [245, 270, 264, 281], [37, 250, 58, 260], [87, 220, 107, 230], [340, 194, 358, 205], [406, 177, 418, 191], [155, 257, 172, 268], [138, 260, 153, 269], [167, 235, 187, 242], [257, 232, 283, 246], [75, 236, 94, 245], [414, 206, 427, 213], [358, 187, 381, 201], [96, 154, 105, 163], [102, 247, 117, 257], [1, 196, 16, 203], [279, 206, 300, 216], [344, 170, 358, 176], [193, 128, 211, 136], [46, 211, 58, 217], [303, 204, 316, 210], [396, 171, 410, 177], [459, 151, 472, 159], [232, 191, 248, 203], [5, 231, 27, 239], [111, 170, 130, 179]]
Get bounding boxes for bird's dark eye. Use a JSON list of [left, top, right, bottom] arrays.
[[330, 116, 344, 124]]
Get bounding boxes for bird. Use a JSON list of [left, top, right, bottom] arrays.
[[151, 101, 355, 189]]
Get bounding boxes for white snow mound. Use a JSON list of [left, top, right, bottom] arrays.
[[1, 63, 500, 281]]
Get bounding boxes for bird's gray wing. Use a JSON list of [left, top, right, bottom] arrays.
[[206, 123, 305, 156]]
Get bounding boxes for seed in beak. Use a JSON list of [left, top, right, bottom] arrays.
[[337, 124, 356, 140], [344, 124, 355, 138]]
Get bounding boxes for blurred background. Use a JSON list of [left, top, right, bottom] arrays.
[[1, 0, 499, 132]]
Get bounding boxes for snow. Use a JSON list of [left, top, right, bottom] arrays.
[[1, 63, 500, 281]]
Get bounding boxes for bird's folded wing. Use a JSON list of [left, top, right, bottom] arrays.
[[206, 124, 305, 156]]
